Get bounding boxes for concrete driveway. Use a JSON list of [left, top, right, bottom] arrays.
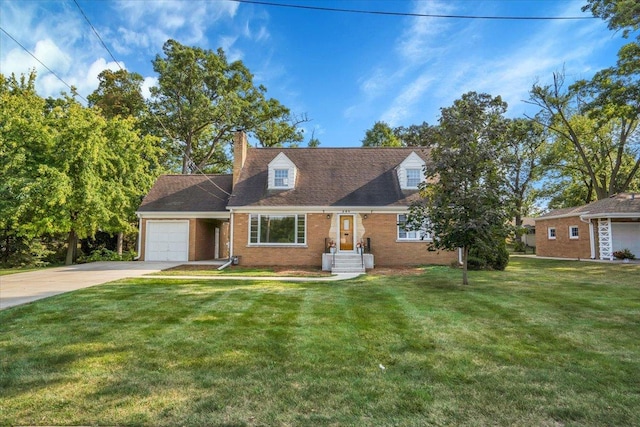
[[0, 261, 181, 310]]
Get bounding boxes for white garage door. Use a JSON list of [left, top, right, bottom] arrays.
[[146, 221, 189, 261], [612, 223, 640, 257]]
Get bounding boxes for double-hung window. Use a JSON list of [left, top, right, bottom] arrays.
[[397, 214, 431, 241], [274, 169, 289, 187], [250, 214, 306, 245], [406, 169, 422, 188], [569, 225, 579, 239], [548, 227, 556, 240]]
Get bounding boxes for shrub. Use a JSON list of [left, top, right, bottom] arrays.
[[613, 249, 636, 260], [469, 239, 510, 271], [77, 249, 137, 263]]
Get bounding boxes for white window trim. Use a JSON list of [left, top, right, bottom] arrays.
[[569, 225, 579, 239], [248, 213, 307, 246], [406, 168, 422, 188], [397, 214, 432, 242], [274, 169, 289, 188], [397, 152, 426, 190], [548, 227, 556, 240], [268, 153, 297, 190]]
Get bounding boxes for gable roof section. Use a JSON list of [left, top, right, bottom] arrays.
[[138, 174, 232, 213], [536, 193, 640, 220], [228, 147, 430, 208]]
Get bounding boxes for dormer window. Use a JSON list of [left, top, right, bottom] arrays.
[[268, 152, 297, 190], [274, 169, 289, 187], [406, 169, 422, 188], [398, 152, 426, 190]]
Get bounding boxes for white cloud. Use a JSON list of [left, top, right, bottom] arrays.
[[141, 76, 158, 100]]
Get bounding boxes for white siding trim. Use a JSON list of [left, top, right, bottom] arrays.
[[268, 152, 297, 190], [397, 152, 426, 190]]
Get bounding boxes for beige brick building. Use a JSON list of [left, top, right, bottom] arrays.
[[137, 132, 459, 271], [535, 194, 640, 260]]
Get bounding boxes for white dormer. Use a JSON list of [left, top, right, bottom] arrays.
[[268, 152, 297, 190], [397, 152, 426, 190]]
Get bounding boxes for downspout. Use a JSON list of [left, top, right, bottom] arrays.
[[228, 209, 234, 260], [580, 216, 596, 260], [458, 247, 463, 265], [134, 215, 142, 260]]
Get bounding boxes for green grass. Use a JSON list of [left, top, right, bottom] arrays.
[[153, 265, 332, 277], [1, 258, 639, 426]]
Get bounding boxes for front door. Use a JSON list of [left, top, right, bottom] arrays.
[[339, 215, 354, 251]]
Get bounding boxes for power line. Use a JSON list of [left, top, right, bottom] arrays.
[[229, 0, 596, 20], [0, 26, 88, 103], [73, 0, 123, 71]]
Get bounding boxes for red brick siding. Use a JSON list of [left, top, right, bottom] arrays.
[[535, 216, 593, 259], [232, 212, 457, 267], [362, 214, 458, 266]]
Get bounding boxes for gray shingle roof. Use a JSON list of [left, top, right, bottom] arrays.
[[227, 147, 430, 208], [537, 193, 640, 219], [138, 174, 232, 212]]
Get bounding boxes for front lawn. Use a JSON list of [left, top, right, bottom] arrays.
[[1, 258, 639, 426]]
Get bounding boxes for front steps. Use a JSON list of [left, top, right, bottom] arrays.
[[322, 253, 373, 274]]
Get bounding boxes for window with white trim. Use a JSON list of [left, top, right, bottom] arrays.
[[249, 214, 306, 245], [397, 214, 431, 241], [406, 169, 422, 188], [569, 225, 579, 239], [274, 169, 289, 187], [548, 227, 556, 240]]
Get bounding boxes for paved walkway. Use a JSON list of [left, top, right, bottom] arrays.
[[0, 262, 362, 310]]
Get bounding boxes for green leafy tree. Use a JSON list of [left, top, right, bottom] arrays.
[[150, 39, 303, 173], [87, 69, 147, 119], [362, 121, 401, 147], [393, 122, 438, 147], [409, 92, 511, 285], [503, 118, 549, 245], [582, 0, 640, 39], [1, 72, 162, 265], [528, 67, 639, 200], [0, 72, 53, 265]]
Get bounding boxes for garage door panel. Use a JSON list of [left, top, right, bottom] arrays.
[[146, 221, 189, 261]]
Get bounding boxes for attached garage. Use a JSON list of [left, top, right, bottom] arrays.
[[145, 220, 189, 261], [612, 222, 640, 256]]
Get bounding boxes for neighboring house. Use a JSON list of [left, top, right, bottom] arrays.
[[535, 193, 640, 260], [136, 132, 458, 270]]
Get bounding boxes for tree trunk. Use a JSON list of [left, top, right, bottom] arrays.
[[117, 232, 124, 256], [462, 246, 469, 286], [65, 229, 77, 265], [514, 212, 523, 244]]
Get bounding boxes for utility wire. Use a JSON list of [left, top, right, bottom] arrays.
[[0, 26, 88, 103], [73, 0, 123, 71], [229, 0, 596, 20]]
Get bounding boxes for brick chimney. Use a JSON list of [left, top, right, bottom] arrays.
[[233, 130, 248, 186]]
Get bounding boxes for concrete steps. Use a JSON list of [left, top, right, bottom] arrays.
[[331, 253, 366, 274]]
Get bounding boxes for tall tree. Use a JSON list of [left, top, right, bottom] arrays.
[[87, 69, 147, 119], [362, 121, 401, 147], [1, 72, 162, 265], [410, 92, 511, 285], [150, 39, 303, 174], [88, 68, 157, 254], [528, 66, 639, 200], [503, 118, 549, 245]]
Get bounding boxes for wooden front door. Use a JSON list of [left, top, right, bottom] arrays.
[[339, 215, 354, 251]]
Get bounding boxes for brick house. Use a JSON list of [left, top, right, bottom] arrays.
[[136, 132, 459, 271], [535, 194, 640, 260]]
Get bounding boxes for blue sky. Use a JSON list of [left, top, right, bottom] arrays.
[[0, 0, 628, 147]]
